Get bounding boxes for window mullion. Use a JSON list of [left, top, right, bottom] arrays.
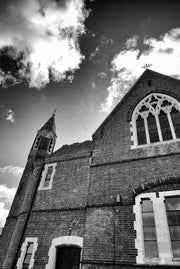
[[143, 116, 150, 144], [155, 114, 163, 142], [166, 110, 176, 139]]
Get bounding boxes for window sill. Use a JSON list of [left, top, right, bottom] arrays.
[[131, 138, 180, 149]]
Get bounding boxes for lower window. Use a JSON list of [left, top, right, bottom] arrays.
[[134, 190, 180, 265], [16, 238, 38, 269]]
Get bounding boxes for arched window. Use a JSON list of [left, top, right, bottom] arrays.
[[131, 93, 180, 147]]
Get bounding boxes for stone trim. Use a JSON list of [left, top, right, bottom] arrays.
[[38, 163, 57, 190], [45, 236, 83, 269], [133, 190, 180, 265], [132, 177, 180, 197], [16, 237, 38, 269]]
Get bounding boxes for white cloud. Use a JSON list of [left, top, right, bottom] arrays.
[[0, 166, 24, 177], [124, 35, 139, 49], [0, 0, 88, 88], [0, 184, 16, 204], [6, 108, 15, 123], [0, 202, 9, 227], [0, 185, 16, 227], [100, 28, 180, 112], [98, 72, 107, 78]]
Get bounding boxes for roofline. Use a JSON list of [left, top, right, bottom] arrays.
[[92, 69, 180, 138]]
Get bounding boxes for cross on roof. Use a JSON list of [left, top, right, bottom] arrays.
[[142, 63, 152, 70], [53, 108, 57, 116]]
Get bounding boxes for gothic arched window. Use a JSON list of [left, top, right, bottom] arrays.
[[131, 93, 180, 147]]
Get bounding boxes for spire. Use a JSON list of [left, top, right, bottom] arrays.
[[29, 113, 57, 157], [39, 113, 56, 136]]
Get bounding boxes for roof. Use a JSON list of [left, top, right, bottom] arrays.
[[39, 113, 56, 136], [51, 140, 92, 157], [92, 69, 180, 139]]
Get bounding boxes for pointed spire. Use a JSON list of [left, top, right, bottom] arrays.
[[39, 113, 56, 136]]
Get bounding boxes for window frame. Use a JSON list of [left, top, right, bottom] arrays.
[[16, 237, 38, 269], [130, 93, 180, 149], [134, 190, 180, 265], [38, 163, 57, 190]]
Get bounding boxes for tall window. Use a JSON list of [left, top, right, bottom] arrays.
[[44, 166, 53, 188], [141, 199, 158, 258], [165, 196, 180, 258], [134, 191, 180, 265], [38, 163, 57, 190], [22, 242, 34, 269], [16, 238, 38, 269], [132, 93, 180, 147]]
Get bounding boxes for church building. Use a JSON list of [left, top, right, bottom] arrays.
[[0, 69, 180, 269]]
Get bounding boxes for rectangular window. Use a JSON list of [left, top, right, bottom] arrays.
[[141, 199, 159, 258], [43, 166, 53, 188], [16, 238, 38, 269], [38, 163, 57, 190], [22, 242, 34, 269], [165, 196, 180, 259]]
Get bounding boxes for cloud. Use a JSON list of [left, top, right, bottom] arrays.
[[0, 202, 9, 228], [6, 109, 15, 123], [98, 72, 107, 79], [89, 35, 113, 61], [0, 0, 88, 89], [0, 166, 24, 177], [0, 185, 16, 227], [89, 80, 96, 90], [100, 28, 180, 112], [124, 35, 139, 49]]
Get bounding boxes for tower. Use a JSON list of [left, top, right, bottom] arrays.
[[30, 113, 57, 158], [0, 114, 57, 269]]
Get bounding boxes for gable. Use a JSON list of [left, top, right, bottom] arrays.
[[93, 69, 180, 140]]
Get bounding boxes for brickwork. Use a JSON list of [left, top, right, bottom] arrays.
[[33, 156, 91, 210], [16, 210, 86, 269]]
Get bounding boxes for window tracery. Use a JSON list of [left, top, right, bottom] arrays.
[[131, 93, 180, 147]]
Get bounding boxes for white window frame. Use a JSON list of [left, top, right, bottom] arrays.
[[45, 236, 83, 269], [38, 163, 57, 190], [134, 190, 180, 265], [16, 237, 38, 269], [130, 93, 180, 149]]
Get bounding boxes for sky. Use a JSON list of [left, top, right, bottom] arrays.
[[1, 0, 180, 227]]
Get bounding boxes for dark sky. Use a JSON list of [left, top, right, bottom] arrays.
[[0, 0, 180, 226]]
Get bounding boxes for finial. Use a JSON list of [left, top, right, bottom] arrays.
[[142, 63, 152, 70], [52, 108, 57, 116]]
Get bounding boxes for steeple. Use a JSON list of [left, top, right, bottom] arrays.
[[29, 113, 57, 158], [39, 113, 56, 136]]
